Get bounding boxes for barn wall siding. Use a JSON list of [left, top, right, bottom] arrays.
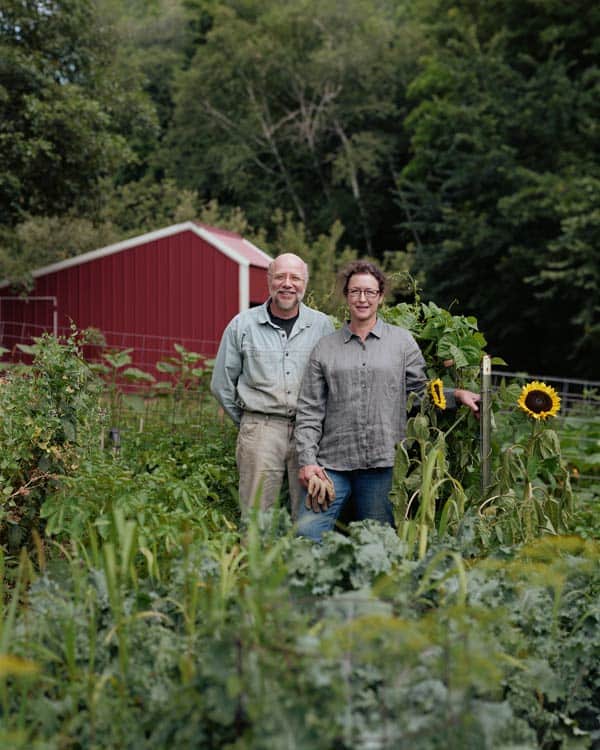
[[249, 266, 269, 305], [1, 228, 269, 373]]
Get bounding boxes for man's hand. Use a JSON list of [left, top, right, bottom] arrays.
[[299, 465, 336, 513], [454, 388, 481, 418], [307, 471, 336, 513], [299, 464, 327, 488]]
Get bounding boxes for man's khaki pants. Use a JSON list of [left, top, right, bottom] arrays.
[[236, 412, 301, 520]]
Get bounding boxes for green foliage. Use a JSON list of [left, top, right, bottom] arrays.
[[382, 290, 502, 389], [154, 343, 212, 397], [96, 176, 200, 235], [382, 290, 485, 556], [1, 0, 597, 380], [391, 412, 469, 559], [3, 520, 599, 748], [476, 381, 575, 547], [1, 4, 599, 742], [0, 322, 597, 748], [399, 0, 600, 377], [0, 214, 122, 286], [40, 431, 239, 554], [558, 396, 600, 520], [498, 170, 600, 373], [0, 0, 156, 227], [162, 0, 420, 253], [0, 331, 104, 554], [381, 295, 573, 555]]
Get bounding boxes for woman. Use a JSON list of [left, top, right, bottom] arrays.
[[294, 260, 479, 542]]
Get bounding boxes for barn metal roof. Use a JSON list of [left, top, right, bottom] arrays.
[[4, 222, 272, 283], [193, 223, 272, 269]]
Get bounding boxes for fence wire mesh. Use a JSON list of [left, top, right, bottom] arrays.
[[2, 322, 598, 487]]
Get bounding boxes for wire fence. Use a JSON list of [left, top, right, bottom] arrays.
[[3, 319, 598, 399], [0, 319, 220, 374], [491, 369, 599, 488], [2, 321, 598, 486]]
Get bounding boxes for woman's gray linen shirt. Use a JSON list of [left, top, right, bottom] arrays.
[[295, 319, 455, 471]]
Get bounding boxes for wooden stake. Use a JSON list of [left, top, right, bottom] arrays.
[[480, 355, 492, 496]]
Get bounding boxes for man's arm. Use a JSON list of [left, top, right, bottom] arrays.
[[210, 320, 243, 426]]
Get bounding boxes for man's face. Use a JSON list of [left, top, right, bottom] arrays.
[[268, 255, 307, 317]]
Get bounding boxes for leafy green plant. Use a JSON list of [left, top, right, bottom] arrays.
[[4, 517, 599, 749], [381, 292, 575, 556], [381, 278, 505, 390], [380, 291, 488, 555], [477, 381, 574, 547], [390, 411, 469, 559], [40, 433, 239, 556], [153, 343, 215, 424], [0, 331, 104, 554], [91, 346, 155, 429]]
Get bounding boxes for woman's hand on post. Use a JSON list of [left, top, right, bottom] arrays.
[[454, 388, 481, 418]]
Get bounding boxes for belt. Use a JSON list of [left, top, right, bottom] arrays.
[[243, 411, 295, 422]]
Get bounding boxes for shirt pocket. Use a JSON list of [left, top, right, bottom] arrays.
[[366, 360, 404, 401], [325, 364, 358, 403], [384, 373, 403, 401], [242, 347, 282, 388]]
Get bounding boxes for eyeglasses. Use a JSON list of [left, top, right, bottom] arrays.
[[272, 273, 305, 284], [347, 288, 380, 299]]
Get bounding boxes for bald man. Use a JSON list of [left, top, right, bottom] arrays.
[[211, 253, 334, 518]]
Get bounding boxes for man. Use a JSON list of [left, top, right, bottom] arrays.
[[210, 253, 334, 518]]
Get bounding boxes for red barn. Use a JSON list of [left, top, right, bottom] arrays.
[[0, 222, 272, 372]]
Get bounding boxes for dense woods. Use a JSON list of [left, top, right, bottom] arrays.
[[1, 0, 598, 377]]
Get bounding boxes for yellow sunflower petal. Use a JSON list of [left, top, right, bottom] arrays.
[[517, 381, 561, 420], [429, 378, 447, 410]]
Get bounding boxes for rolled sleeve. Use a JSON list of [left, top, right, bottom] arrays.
[[403, 334, 456, 407], [404, 335, 427, 400]]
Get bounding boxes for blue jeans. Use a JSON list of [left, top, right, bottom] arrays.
[[296, 467, 394, 542]]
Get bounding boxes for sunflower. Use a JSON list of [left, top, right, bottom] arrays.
[[517, 381, 561, 420], [429, 378, 446, 410]]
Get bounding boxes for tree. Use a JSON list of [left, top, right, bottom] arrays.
[[161, 0, 423, 254], [498, 171, 600, 375], [399, 0, 600, 376], [0, 0, 157, 226]]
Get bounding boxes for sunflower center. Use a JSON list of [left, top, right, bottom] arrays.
[[524, 390, 553, 414]]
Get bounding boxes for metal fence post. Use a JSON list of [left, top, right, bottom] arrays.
[[481, 355, 492, 496]]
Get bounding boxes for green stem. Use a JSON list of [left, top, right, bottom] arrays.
[[443, 408, 469, 439]]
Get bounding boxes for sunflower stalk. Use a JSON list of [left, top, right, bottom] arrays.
[[391, 407, 468, 558], [479, 379, 572, 545]]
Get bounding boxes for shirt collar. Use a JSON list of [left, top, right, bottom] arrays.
[[343, 317, 384, 342], [259, 300, 311, 328]]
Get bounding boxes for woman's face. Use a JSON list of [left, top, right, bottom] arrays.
[[345, 273, 382, 325]]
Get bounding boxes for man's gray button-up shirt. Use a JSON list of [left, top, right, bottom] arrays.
[[210, 301, 334, 425]]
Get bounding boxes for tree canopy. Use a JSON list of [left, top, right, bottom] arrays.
[[1, 0, 598, 377], [398, 0, 600, 375], [0, 0, 157, 225]]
